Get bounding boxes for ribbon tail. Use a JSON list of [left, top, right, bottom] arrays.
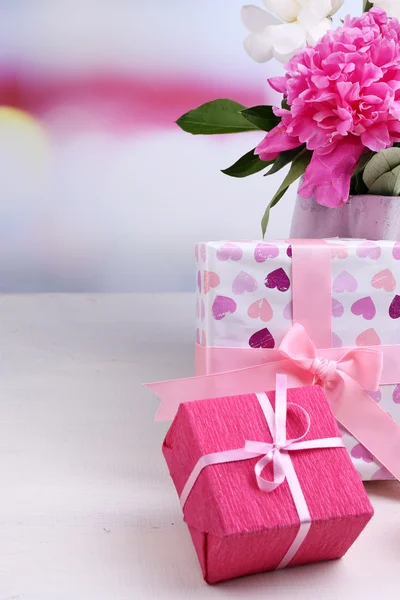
[[329, 373, 400, 482], [146, 360, 313, 422]]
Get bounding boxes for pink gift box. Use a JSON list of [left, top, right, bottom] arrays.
[[163, 385, 373, 584]]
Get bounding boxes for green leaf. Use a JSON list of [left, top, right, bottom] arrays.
[[264, 146, 305, 176], [363, 1, 373, 11], [261, 149, 312, 237], [363, 148, 400, 195], [240, 105, 280, 132], [281, 98, 290, 111], [176, 99, 261, 135], [221, 149, 273, 178]]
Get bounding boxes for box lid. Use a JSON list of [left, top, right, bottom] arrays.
[[163, 385, 373, 537]]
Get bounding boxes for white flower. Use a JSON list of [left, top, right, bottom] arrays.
[[371, 1, 400, 20], [241, 0, 344, 63]]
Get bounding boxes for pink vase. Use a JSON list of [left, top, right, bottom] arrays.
[[290, 191, 400, 241]]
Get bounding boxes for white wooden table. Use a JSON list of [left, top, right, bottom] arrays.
[[0, 294, 399, 600]]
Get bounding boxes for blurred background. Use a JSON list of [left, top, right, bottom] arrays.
[[0, 0, 359, 292]]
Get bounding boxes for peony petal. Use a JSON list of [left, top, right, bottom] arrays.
[[243, 32, 274, 63], [361, 123, 392, 152], [255, 122, 301, 161], [267, 22, 307, 62], [299, 137, 363, 206], [263, 0, 301, 23], [241, 5, 281, 33], [372, 1, 400, 20], [268, 76, 288, 93]]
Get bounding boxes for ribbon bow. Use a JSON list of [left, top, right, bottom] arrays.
[[279, 323, 383, 395]]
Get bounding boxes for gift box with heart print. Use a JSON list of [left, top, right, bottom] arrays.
[[195, 239, 400, 481]]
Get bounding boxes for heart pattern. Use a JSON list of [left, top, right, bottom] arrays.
[[393, 385, 400, 404], [351, 296, 376, 320], [197, 271, 201, 293], [265, 268, 290, 292], [249, 328, 275, 349], [232, 271, 258, 295], [201, 330, 206, 346], [371, 467, 396, 480], [367, 389, 382, 403], [351, 443, 374, 463], [332, 298, 344, 318], [248, 299, 273, 322], [389, 295, 400, 319], [287, 245, 292, 258], [372, 269, 396, 292], [283, 300, 293, 321], [331, 332, 343, 348], [204, 270, 220, 295], [195, 328, 200, 344], [333, 270, 358, 293], [330, 244, 348, 259], [356, 328, 381, 346], [196, 300, 200, 319], [393, 242, 400, 260], [200, 243, 207, 263], [216, 243, 242, 262], [254, 243, 279, 263], [356, 241, 381, 260], [212, 296, 237, 321]]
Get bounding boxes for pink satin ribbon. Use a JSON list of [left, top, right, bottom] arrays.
[[180, 375, 345, 570]]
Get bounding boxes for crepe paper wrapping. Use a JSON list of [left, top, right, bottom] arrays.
[[163, 385, 373, 584], [195, 238, 400, 481]]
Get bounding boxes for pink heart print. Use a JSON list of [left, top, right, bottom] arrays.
[[371, 467, 395, 480], [248, 299, 273, 322], [204, 270, 220, 295], [333, 270, 358, 293], [351, 296, 376, 320], [201, 330, 206, 346], [356, 241, 381, 260], [393, 384, 400, 404], [356, 328, 381, 346], [351, 443, 374, 463], [197, 271, 201, 293], [200, 243, 207, 263], [201, 299, 205, 321], [265, 268, 290, 292], [331, 332, 343, 348], [254, 243, 279, 263], [372, 269, 396, 292], [249, 328, 275, 349], [287, 245, 292, 258], [367, 389, 382, 403], [212, 295, 237, 321], [332, 298, 344, 318], [283, 300, 293, 320], [389, 295, 400, 319], [393, 242, 400, 260], [195, 244, 199, 261], [232, 271, 258, 295], [330, 244, 348, 259], [216, 243, 243, 262]]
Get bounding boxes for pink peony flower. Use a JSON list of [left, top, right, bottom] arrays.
[[256, 8, 400, 207]]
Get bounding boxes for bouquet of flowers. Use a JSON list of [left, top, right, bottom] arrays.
[[177, 2, 400, 234]]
